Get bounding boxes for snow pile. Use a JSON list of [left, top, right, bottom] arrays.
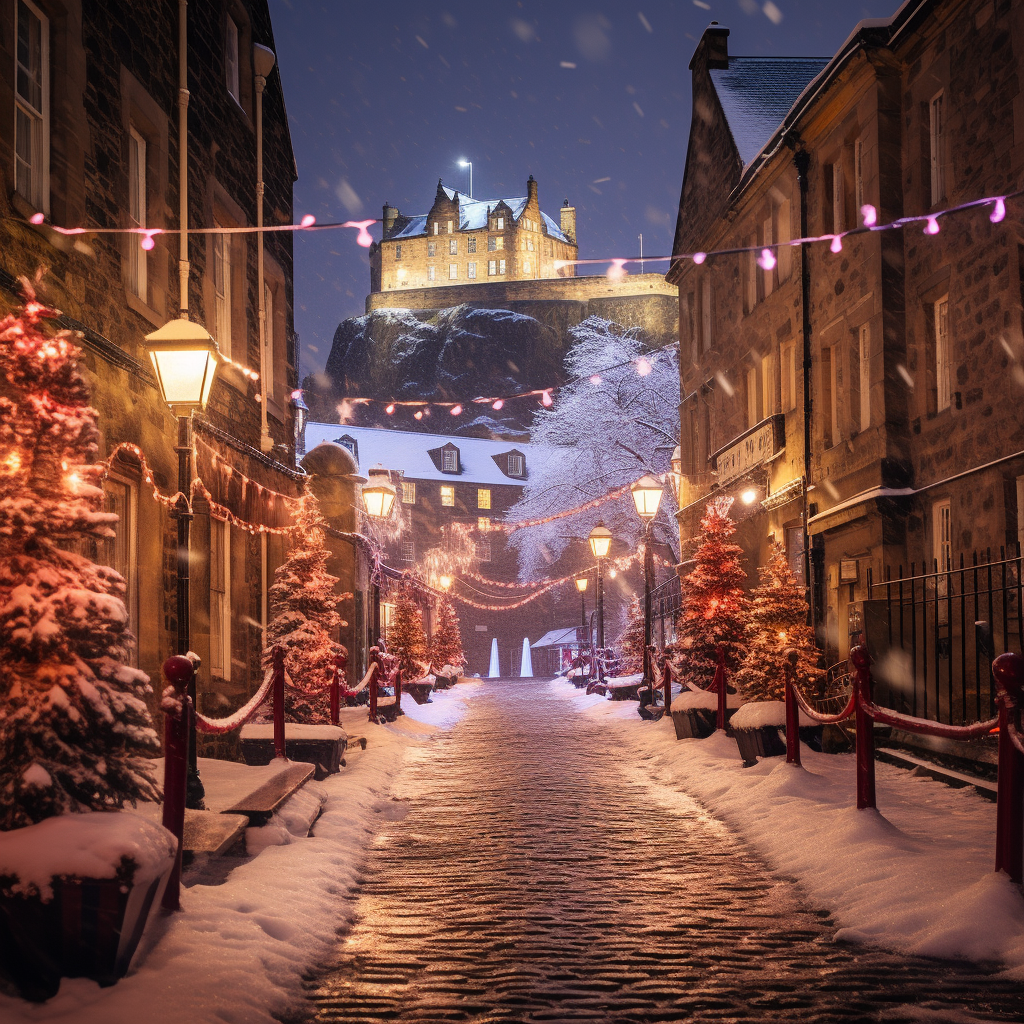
[[0, 811, 176, 900], [550, 677, 1024, 972], [245, 781, 328, 856], [0, 681, 482, 1022], [670, 689, 743, 712], [729, 699, 815, 729], [238, 723, 347, 741]]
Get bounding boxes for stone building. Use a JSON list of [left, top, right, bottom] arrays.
[[669, 0, 1024, 718], [0, 1, 364, 749], [369, 176, 578, 293]]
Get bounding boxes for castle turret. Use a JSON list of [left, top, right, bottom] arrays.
[[560, 198, 576, 244], [526, 174, 538, 205], [382, 203, 399, 238]]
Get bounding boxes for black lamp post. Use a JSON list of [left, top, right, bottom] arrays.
[[630, 475, 664, 696], [588, 522, 612, 681], [575, 575, 588, 627], [361, 465, 397, 648], [145, 318, 221, 809]]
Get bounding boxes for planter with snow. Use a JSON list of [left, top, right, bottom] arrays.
[[604, 673, 644, 701], [670, 689, 743, 739], [404, 677, 434, 705], [239, 723, 348, 779], [0, 812, 176, 1002], [730, 701, 818, 766]]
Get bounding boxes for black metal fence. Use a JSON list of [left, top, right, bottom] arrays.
[[652, 574, 682, 650], [867, 544, 1023, 724]]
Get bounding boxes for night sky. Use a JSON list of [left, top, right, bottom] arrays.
[[267, 0, 897, 378]]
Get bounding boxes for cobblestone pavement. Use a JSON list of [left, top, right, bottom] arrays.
[[300, 679, 1024, 1023]]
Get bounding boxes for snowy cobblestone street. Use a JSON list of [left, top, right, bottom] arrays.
[[300, 678, 1024, 1023]]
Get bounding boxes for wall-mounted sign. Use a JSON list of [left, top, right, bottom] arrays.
[[713, 415, 785, 487], [840, 559, 859, 583]]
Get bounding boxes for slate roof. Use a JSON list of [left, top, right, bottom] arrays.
[[531, 627, 583, 650], [710, 57, 830, 166], [388, 187, 570, 243], [303, 423, 540, 486]]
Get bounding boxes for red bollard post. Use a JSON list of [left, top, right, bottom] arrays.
[[368, 647, 379, 722], [330, 651, 347, 727], [784, 648, 801, 766], [272, 645, 286, 760], [850, 645, 876, 810], [394, 666, 403, 715], [660, 653, 672, 717], [993, 652, 1024, 883], [161, 655, 195, 912], [713, 645, 727, 732]]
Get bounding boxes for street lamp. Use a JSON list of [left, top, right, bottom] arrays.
[[575, 575, 588, 627], [439, 574, 452, 591], [630, 475, 664, 701], [457, 158, 473, 198], [361, 466, 397, 645], [145, 317, 221, 809], [588, 521, 612, 681]]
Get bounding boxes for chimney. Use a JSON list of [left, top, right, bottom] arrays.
[[688, 22, 729, 72], [560, 198, 576, 244], [382, 203, 398, 238], [526, 174, 538, 205]]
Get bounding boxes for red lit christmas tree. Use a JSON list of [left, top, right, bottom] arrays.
[[615, 597, 646, 675], [428, 596, 465, 671], [672, 496, 750, 689], [262, 490, 347, 723], [0, 294, 160, 830], [733, 543, 822, 702], [387, 586, 428, 676]]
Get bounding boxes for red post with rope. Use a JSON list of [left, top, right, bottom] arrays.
[[713, 645, 727, 732], [394, 665, 403, 715], [330, 651, 347, 726], [660, 651, 672, 717], [368, 646, 380, 721], [784, 648, 801, 766], [272, 645, 286, 760], [993, 652, 1024, 883], [850, 645, 876, 810], [160, 655, 194, 912]]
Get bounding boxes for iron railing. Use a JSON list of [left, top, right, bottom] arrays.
[[652, 574, 682, 649]]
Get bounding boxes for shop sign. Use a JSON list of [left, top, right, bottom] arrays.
[[714, 416, 783, 486]]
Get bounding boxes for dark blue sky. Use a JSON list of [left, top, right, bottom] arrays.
[[267, 0, 897, 377]]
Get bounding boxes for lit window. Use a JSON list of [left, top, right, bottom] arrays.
[[478, 516, 490, 530], [488, 260, 497, 276], [495, 236, 504, 250], [440, 485, 455, 507], [225, 16, 240, 104], [428, 266, 435, 281], [213, 224, 232, 359], [127, 126, 147, 301], [468, 236, 477, 253], [402, 539, 415, 561], [497, 216, 504, 230], [499, 259, 506, 275], [449, 238, 457, 255], [508, 454, 524, 476], [449, 263, 458, 280], [447, 219, 453, 233], [433, 222, 439, 235], [477, 488, 491, 509], [402, 481, 416, 504], [395, 244, 402, 260], [428, 240, 436, 257], [468, 262, 477, 279], [442, 449, 458, 472], [475, 537, 492, 562], [15, 0, 48, 212]]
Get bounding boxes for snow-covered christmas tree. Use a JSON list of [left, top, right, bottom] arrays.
[[387, 586, 428, 676], [0, 294, 161, 830], [614, 597, 646, 675], [262, 490, 346, 724], [733, 543, 822, 702], [672, 496, 750, 689], [428, 596, 465, 671]]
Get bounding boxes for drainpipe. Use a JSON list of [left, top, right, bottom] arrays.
[[795, 148, 814, 628], [177, 0, 189, 317]]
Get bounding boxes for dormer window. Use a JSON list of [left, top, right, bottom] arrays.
[[497, 216, 504, 230], [508, 453, 524, 476], [333, 434, 358, 462], [442, 449, 457, 472]]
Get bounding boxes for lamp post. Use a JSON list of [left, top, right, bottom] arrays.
[[361, 465, 397, 647], [458, 159, 473, 198], [145, 318, 221, 809], [575, 576, 588, 628], [588, 521, 612, 681], [630, 475, 664, 697], [254, 43, 276, 455]]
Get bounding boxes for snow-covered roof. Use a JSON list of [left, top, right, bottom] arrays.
[[303, 423, 537, 486], [710, 57, 829, 166], [389, 187, 569, 243], [531, 627, 583, 649]]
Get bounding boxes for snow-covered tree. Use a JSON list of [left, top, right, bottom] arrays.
[[733, 543, 821, 702], [507, 317, 679, 580], [614, 597, 646, 675], [428, 597, 465, 669], [387, 586, 428, 675], [0, 294, 160, 830], [671, 496, 750, 690], [262, 490, 346, 724]]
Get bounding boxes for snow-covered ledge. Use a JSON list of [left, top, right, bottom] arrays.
[[730, 699, 815, 730], [671, 690, 744, 712]]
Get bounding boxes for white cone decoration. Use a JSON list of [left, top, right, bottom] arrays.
[[520, 637, 533, 678], [488, 637, 500, 678]]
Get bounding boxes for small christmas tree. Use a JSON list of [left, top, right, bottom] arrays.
[[429, 597, 465, 670], [672, 496, 750, 689], [262, 490, 346, 724], [615, 597, 646, 675], [733, 543, 822, 702], [387, 586, 428, 676], [0, 294, 160, 830]]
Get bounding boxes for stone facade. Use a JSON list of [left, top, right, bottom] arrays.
[[369, 176, 578, 294], [669, 1, 1024, 685]]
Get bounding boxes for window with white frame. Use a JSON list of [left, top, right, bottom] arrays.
[[210, 519, 231, 680], [428, 265, 436, 281], [477, 488, 491, 510], [402, 481, 416, 504], [488, 259, 497, 276], [498, 259, 506, 275], [127, 127, 147, 301], [468, 262, 477, 279], [447, 219, 453, 234], [508, 453, 524, 476], [935, 295, 950, 412], [440, 485, 455, 507], [433, 221, 439, 235], [781, 339, 797, 413], [213, 224, 233, 359], [497, 216, 504, 230], [226, 16, 240, 104], [468, 237, 476, 253], [930, 92, 946, 205], [449, 238, 457, 255], [428, 240, 436, 257], [449, 263, 458, 280], [857, 323, 871, 431], [932, 499, 951, 571], [475, 537, 492, 562], [442, 448, 458, 472], [15, 0, 49, 212]]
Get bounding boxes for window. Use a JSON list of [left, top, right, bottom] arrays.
[[523, 259, 531, 275], [932, 499, 951, 571], [428, 240, 436, 257], [854, 138, 865, 213], [442, 448, 458, 472], [478, 516, 491, 530], [210, 519, 231, 680], [746, 365, 760, 429], [527, 238, 535, 252], [830, 160, 845, 233], [448, 263, 458, 280], [497, 216, 504, 230], [440, 485, 455, 507], [857, 323, 871, 431], [433, 221, 439, 235], [468, 237, 477, 253], [488, 236, 497, 252], [402, 481, 416, 504], [468, 262, 477, 279], [488, 260, 497, 276], [777, 200, 792, 282], [781, 340, 797, 413], [477, 488, 491, 509], [15, 1, 48, 212], [127, 127, 147, 301], [761, 351, 775, 417], [475, 537, 492, 562], [226, 16, 240, 104], [508, 454, 524, 476], [402, 539, 415, 562], [395, 244, 402, 260], [447, 219, 453, 234], [786, 524, 805, 585], [428, 266, 436, 281], [701, 276, 712, 352], [762, 214, 774, 297], [743, 234, 757, 313], [449, 238, 458, 255], [935, 295, 950, 412], [213, 224, 232, 359], [930, 92, 946, 205], [822, 346, 840, 448], [499, 259, 506, 275], [683, 291, 697, 364]]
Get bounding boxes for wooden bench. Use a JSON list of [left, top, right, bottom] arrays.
[[184, 809, 249, 855], [222, 762, 315, 825]]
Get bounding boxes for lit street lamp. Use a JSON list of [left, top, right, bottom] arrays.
[[145, 317, 221, 809], [588, 522, 612, 681], [575, 575, 588, 628], [361, 465, 397, 645], [457, 158, 473, 198], [631, 475, 664, 700], [439, 574, 453, 591]]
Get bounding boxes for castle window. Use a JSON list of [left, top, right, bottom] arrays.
[[495, 237, 504, 250], [15, 0, 49, 213], [488, 260, 497, 276], [395, 245, 402, 260], [428, 240, 436, 257], [440, 485, 455, 507], [428, 266, 436, 281], [488, 236, 497, 252], [402, 481, 416, 504], [499, 259, 506, 275], [477, 488, 491, 510], [497, 216, 504, 230], [468, 262, 477, 279], [449, 238, 457, 255], [468, 237, 477, 253], [449, 263, 458, 280], [433, 222, 439, 235], [447, 219, 453, 233]]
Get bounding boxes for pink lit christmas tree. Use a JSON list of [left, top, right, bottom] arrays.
[[428, 597, 465, 671]]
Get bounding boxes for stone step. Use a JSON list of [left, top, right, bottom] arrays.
[[875, 747, 997, 801]]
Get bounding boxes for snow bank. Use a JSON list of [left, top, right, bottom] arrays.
[[0, 681, 482, 1022], [730, 699, 815, 729], [0, 811, 176, 901], [552, 682, 1024, 974], [670, 689, 743, 712]]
